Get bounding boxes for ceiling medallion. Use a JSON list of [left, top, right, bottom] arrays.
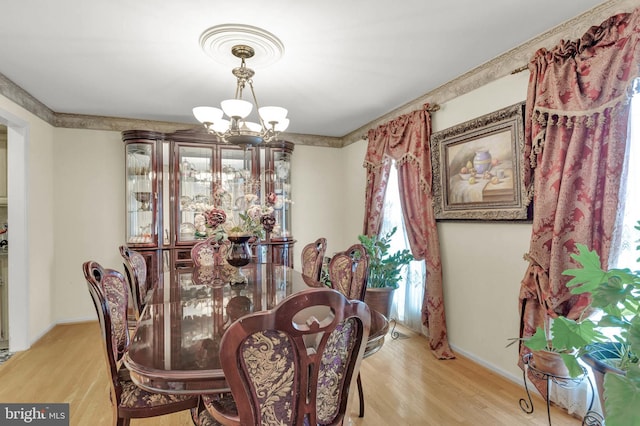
[[199, 24, 285, 69]]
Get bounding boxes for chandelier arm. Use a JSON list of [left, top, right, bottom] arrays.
[[235, 78, 244, 100], [203, 123, 227, 142], [247, 80, 267, 131]]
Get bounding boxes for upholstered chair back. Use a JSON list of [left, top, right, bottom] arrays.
[[119, 245, 149, 320], [328, 243, 369, 301], [83, 261, 130, 398], [301, 237, 327, 282], [201, 287, 371, 426]]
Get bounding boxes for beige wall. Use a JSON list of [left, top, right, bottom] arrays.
[[52, 128, 124, 321], [290, 144, 346, 259], [292, 140, 368, 258], [0, 93, 55, 347], [324, 72, 533, 383], [433, 72, 531, 383]]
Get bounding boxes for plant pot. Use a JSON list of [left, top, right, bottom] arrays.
[[530, 349, 571, 377], [364, 287, 395, 318], [581, 342, 626, 415]]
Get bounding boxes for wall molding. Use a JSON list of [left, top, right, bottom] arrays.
[[1, 0, 636, 148]]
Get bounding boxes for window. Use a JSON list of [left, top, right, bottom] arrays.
[[612, 84, 640, 270], [380, 160, 425, 330]]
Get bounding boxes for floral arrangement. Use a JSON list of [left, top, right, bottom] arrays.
[[194, 207, 227, 240], [231, 194, 275, 238], [194, 192, 280, 240]]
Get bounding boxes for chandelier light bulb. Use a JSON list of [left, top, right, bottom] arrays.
[[244, 121, 262, 132], [221, 99, 252, 119], [274, 118, 290, 132], [259, 106, 288, 124], [212, 119, 230, 133], [193, 106, 223, 124]]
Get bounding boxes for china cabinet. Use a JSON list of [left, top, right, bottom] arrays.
[[122, 129, 295, 269]]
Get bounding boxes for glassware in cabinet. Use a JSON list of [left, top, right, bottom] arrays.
[[265, 144, 293, 239], [125, 140, 157, 246], [175, 143, 214, 244]]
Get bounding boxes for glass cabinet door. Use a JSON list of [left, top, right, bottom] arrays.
[[268, 149, 292, 239], [126, 142, 157, 246], [176, 144, 214, 244], [218, 146, 259, 230]]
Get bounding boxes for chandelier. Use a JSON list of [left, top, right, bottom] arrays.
[[193, 44, 289, 146]]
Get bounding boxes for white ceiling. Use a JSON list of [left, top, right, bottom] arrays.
[[0, 1, 608, 138]]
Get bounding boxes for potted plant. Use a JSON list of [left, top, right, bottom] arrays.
[[358, 227, 414, 317], [558, 228, 640, 425], [515, 220, 639, 424], [513, 315, 605, 377]]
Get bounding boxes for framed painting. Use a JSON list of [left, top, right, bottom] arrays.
[[430, 102, 529, 220]]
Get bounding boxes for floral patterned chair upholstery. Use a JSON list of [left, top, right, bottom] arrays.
[[119, 245, 149, 322], [191, 236, 230, 267], [301, 237, 327, 282], [327, 243, 369, 301], [82, 261, 198, 426], [191, 287, 371, 426], [327, 243, 370, 418]]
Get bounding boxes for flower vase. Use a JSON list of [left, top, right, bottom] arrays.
[[227, 235, 252, 284], [473, 150, 492, 174], [227, 235, 252, 267]]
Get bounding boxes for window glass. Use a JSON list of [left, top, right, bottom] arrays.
[[613, 88, 640, 269], [380, 161, 425, 329]]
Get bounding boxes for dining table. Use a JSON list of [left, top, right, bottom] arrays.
[[124, 260, 389, 395]]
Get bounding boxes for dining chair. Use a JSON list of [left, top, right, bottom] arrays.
[[119, 245, 149, 323], [191, 287, 371, 426], [328, 243, 369, 301], [82, 261, 198, 426], [191, 236, 230, 267], [300, 237, 327, 282], [327, 243, 370, 418]]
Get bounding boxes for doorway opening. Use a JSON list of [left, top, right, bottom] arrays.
[[0, 125, 7, 350], [0, 109, 30, 353]]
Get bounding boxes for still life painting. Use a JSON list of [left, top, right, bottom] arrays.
[[431, 102, 529, 220]]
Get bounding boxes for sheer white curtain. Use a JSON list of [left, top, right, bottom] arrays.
[[612, 82, 640, 270], [380, 160, 425, 330]]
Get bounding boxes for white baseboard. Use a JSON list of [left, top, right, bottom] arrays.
[[450, 343, 523, 386]]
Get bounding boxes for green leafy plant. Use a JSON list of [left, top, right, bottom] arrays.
[[509, 221, 640, 424], [560, 226, 640, 426], [358, 227, 414, 289], [520, 316, 605, 377]]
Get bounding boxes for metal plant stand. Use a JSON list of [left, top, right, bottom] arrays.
[[520, 353, 601, 426]]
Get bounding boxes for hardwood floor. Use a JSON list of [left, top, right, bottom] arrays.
[[0, 322, 580, 425]]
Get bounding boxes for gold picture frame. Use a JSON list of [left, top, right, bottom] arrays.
[[431, 102, 529, 220]]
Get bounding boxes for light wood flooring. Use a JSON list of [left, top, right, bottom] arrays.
[[0, 322, 581, 425]]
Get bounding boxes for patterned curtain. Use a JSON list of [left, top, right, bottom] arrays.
[[363, 106, 453, 359], [518, 8, 640, 395]]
